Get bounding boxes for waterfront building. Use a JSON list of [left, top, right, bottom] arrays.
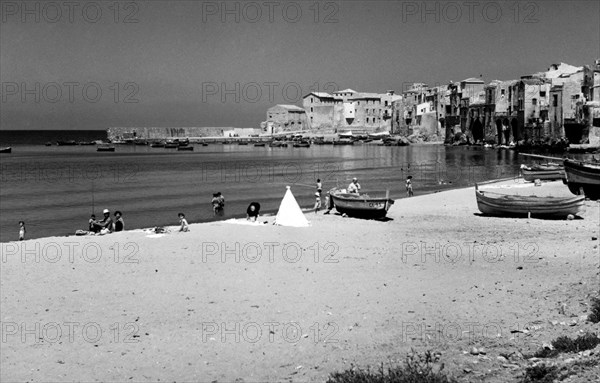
[[262, 104, 308, 134]]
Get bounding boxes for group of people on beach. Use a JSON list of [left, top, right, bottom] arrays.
[[87, 209, 124, 234]]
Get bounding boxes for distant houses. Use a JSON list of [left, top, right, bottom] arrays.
[[262, 59, 600, 146]]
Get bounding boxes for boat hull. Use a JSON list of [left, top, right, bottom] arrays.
[[97, 146, 115, 152], [475, 188, 584, 217], [0, 147, 11, 153], [564, 159, 600, 199], [329, 189, 394, 219], [177, 146, 194, 151], [521, 167, 565, 182]]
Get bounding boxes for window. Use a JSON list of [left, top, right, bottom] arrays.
[[310, 107, 313, 112], [501, 89, 505, 97], [553, 94, 558, 107], [311, 98, 313, 103], [540, 91, 546, 97], [366, 118, 369, 123], [385, 101, 388, 106], [532, 98, 537, 106]]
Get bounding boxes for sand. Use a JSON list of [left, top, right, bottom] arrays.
[[1, 183, 599, 382]]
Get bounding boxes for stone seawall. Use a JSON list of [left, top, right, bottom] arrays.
[[107, 127, 261, 140]]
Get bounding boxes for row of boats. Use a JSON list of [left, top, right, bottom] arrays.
[[325, 157, 599, 221], [475, 157, 600, 218]]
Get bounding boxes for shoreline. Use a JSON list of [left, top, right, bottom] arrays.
[[2, 181, 599, 382]]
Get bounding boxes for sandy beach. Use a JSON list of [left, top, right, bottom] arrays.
[[1, 183, 599, 382]]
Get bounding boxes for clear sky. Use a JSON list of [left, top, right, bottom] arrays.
[[1, 0, 598, 130]]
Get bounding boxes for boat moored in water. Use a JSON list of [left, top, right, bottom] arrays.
[[0, 147, 12, 153], [97, 145, 115, 152]]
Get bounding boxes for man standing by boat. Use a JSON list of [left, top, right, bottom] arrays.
[[348, 178, 361, 194]]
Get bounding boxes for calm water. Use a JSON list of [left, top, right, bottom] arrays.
[[1, 142, 588, 242]]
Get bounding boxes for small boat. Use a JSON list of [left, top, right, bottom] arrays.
[[563, 159, 600, 199], [150, 142, 165, 148], [201, 143, 209, 146], [177, 139, 190, 147], [254, 143, 266, 147], [238, 142, 248, 146], [177, 146, 194, 151], [78, 141, 96, 146], [333, 139, 354, 146], [293, 141, 310, 148], [0, 147, 12, 153], [110, 140, 128, 145], [44, 142, 52, 146], [521, 163, 565, 182], [269, 141, 288, 147], [97, 145, 115, 152], [134, 139, 148, 146], [475, 184, 584, 217], [328, 188, 394, 219], [56, 140, 77, 146], [164, 141, 178, 148]]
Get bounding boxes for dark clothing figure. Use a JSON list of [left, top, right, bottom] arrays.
[[246, 202, 261, 221]]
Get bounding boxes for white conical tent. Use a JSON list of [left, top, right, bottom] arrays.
[[274, 186, 310, 227]]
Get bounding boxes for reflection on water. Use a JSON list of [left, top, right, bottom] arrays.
[[0, 143, 588, 241]]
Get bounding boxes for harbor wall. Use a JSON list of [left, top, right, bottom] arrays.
[[107, 127, 261, 140]]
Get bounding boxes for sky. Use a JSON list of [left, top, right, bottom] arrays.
[[1, 0, 599, 130]]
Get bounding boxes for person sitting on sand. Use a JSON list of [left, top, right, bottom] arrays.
[[89, 214, 100, 233], [114, 211, 124, 232], [18, 221, 26, 241], [93, 209, 113, 234], [246, 202, 261, 222], [178, 213, 189, 232], [211, 193, 224, 216], [347, 178, 361, 194]]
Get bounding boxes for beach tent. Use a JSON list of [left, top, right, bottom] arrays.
[[274, 186, 310, 227]]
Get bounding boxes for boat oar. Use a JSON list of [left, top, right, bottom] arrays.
[[518, 153, 564, 161]]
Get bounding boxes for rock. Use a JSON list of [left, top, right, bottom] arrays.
[[478, 347, 486, 355], [463, 368, 472, 373], [497, 356, 508, 362], [470, 347, 479, 355], [567, 214, 574, 220], [542, 343, 554, 350]]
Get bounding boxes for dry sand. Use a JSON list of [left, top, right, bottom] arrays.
[[1, 182, 599, 382]]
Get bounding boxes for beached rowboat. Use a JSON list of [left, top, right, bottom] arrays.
[[0, 147, 12, 153], [520, 163, 565, 182], [329, 188, 394, 219], [563, 159, 600, 199], [475, 184, 584, 218]]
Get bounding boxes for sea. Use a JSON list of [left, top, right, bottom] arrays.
[[0, 130, 593, 242]]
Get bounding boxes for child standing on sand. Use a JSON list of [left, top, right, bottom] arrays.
[[178, 213, 189, 232], [314, 192, 321, 213], [406, 176, 414, 197], [18, 221, 26, 240]]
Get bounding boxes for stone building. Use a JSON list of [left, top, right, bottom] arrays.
[[261, 104, 308, 134]]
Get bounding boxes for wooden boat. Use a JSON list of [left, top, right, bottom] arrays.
[[150, 142, 165, 148], [44, 141, 52, 146], [333, 139, 354, 146], [329, 188, 394, 219], [563, 159, 600, 199], [254, 143, 266, 147], [96, 145, 115, 152], [177, 146, 194, 151], [521, 163, 565, 182], [164, 141, 178, 148], [78, 141, 96, 146], [269, 141, 288, 147], [475, 184, 584, 217], [56, 140, 77, 146], [177, 139, 190, 147], [238, 142, 248, 146], [134, 139, 148, 146], [0, 147, 12, 153], [201, 143, 209, 146], [293, 141, 310, 148]]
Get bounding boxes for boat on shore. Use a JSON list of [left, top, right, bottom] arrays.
[[0, 147, 12, 153], [177, 146, 194, 151], [563, 159, 600, 199], [97, 144, 115, 152], [328, 188, 394, 219], [520, 163, 565, 182], [475, 184, 584, 218]]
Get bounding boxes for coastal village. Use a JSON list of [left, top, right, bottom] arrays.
[[262, 60, 600, 148], [107, 59, 600, 151]]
